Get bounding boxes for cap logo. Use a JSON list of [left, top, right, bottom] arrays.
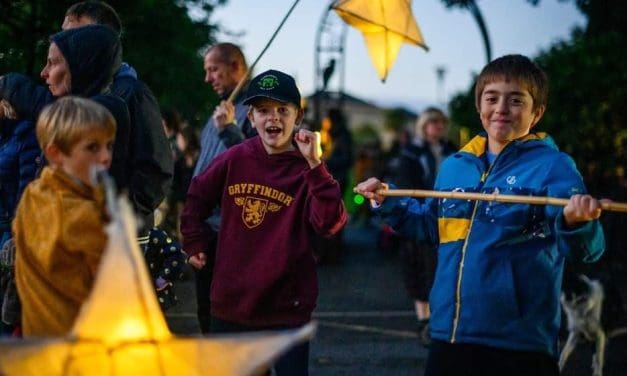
[[258, 74, 280, 90]]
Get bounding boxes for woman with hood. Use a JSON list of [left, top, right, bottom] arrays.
[[0, 24, 130, 190]]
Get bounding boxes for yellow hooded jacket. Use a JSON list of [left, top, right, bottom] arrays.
[[13, 166, 107, 336]]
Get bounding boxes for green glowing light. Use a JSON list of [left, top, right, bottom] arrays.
[[353, 194, 365, 205]]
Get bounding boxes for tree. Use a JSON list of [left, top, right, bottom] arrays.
[[0, 0, 226, 125], [383, 107, 413, 133], [535, 30, 627, 195], [440, 0, 544, 65]]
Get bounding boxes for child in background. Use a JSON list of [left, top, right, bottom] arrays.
[[181, 69, 348, 375], [13, 96, 115, 336], [355, 54, 606, 375], [0, 99, 37, 247], [386, 107, 458, 345], [170, 126, 200, 237], [0, 99, 40, 336]]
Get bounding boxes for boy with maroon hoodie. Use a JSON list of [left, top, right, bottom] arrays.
[[181, 69, 348, 375]]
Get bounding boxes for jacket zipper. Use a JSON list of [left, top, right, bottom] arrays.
[[449, 152, 499, 343]]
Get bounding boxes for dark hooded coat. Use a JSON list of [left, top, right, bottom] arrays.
[[51, 25, 131, 189], [50, 25, 121, 97], [0, 119, 40, 239], [107, 65, 173, 237]]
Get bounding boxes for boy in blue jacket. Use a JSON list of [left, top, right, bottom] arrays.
[[355, 54, 605, 375]]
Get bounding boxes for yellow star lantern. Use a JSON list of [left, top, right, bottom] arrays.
[[332, 0, 429, 82], [0, 191, 315, 375]]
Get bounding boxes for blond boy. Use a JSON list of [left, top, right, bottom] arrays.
[[13, 96, 115, 336]]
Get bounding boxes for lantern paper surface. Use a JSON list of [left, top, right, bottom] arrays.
[[0, 194, 315, 375], [332, 0, 428, 82]]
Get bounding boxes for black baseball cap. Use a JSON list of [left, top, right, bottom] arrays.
[[243, 69, 301, 108]]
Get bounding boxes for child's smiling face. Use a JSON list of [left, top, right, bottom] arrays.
[[248, 98, 304, 154], [478, 79, 545, 154]]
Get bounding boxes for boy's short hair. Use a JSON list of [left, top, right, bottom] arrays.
[[36, 96, 116, 154], [66, 1, 122, 35], [475, 54, 548, 111]]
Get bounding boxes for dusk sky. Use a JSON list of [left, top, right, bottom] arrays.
[[209, 0, 586, 112]]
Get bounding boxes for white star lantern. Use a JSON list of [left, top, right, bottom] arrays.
[[0, 193, 315, 375]]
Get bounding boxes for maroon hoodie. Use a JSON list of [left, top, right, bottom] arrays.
[[181, 136, 348, 326]]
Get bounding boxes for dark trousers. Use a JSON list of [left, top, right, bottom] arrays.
[[424, 340, 559, 376], [195, 263, 213, 334], [195, 229, 217, 334], [210, 317, 310, 376], [400, 240, 437, 301]]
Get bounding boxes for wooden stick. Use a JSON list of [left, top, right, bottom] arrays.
[[227, 0, 301, 103], [367, 188, 627, 213]]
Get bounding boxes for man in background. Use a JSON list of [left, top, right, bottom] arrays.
[[63, 1, 173, 244], [191, 42, 256, 333]]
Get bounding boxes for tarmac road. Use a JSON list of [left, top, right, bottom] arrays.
[[309, 218, 428, 375]]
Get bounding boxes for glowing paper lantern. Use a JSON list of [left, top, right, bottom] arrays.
[[0, 194, 315, 375], [332, 0, 428, 82]]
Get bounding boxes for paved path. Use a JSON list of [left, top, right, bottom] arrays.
[[310, 220, 428, 375]]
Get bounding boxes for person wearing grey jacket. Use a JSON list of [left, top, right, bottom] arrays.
[[192, 42, 256, 333]]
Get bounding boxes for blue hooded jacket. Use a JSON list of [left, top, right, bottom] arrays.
[[0, 119, 40, 236], [376, 132, 605, 357]]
